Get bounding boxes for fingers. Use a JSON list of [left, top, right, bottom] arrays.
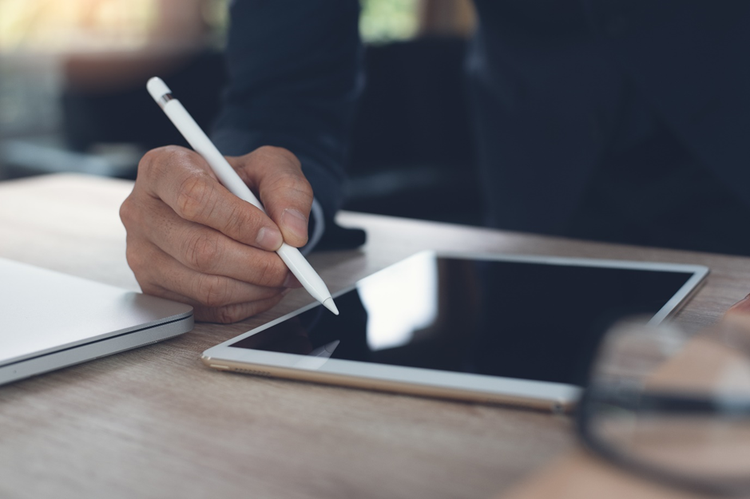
[[139, 146, 284, 251], [193, 296, 286, 324], [137, 281, 285, 324], [726, 294, 750, 316], [125, 193, 295, 287], [229, 146, 314, 248], [120, 144, 313, 323], [724, 293, 750, 330], [149, 283, 285, 324], [125, 236, 287, 323], [720, 294, 750, 336]]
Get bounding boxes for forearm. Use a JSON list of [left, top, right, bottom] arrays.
[[212, 0, 363, 220]]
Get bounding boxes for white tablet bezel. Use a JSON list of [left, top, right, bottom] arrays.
[[202, 251, 709, 412]]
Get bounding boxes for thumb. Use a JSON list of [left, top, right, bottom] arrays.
[[230, 146, 313, 248]]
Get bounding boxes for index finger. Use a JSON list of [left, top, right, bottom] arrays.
[[140, 146, 284, 251]]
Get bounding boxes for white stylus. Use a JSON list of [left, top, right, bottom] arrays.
[[146, 76, 339, 315]]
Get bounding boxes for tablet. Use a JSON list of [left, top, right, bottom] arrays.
[[202, 251, 707, 411]]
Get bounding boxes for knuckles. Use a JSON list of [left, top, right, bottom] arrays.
[[252, 256, 289, 287], [205, 304, 247, 324], [221, 203, 259, 243], [252, 145, 301, 169], [269, 171, 313, 198], [246, 146, 313, 198], [119, 196, 137, 229], [184, 232, 221, 273], [139, 145, 192, 178], [196, 275, 234, 309], [197, 296, 283, 324], [124, 245, 161, 298], [124, 144, 294, 324], [175, 174, 213, 221], [124, 242, 145, 274]]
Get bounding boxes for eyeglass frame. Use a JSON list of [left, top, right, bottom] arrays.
[[576, 365, 750, 496]]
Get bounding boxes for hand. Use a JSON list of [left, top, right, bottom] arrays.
[[726, 294, 750, 316], [120, 145, 312, 323], [720, 294, 750, 347]]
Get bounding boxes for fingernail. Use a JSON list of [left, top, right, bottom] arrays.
[[256, 226, 282, 251], [282, 209, 308, 241]]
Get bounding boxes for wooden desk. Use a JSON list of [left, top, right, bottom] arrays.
[[0, 174, 747, 499]]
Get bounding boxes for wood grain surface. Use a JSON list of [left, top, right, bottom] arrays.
[[0, 173, 748, 499]]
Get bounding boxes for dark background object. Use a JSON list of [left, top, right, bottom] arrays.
[[345, 37, 482, 225], [61, 50, 227, 154], [58, 37, 484, 225]]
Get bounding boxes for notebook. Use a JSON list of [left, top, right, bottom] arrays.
[[0, 257, 193, 385]]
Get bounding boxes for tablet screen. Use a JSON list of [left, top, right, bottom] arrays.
[[229, 253, 697, 386]]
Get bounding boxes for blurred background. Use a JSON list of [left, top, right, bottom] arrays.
[[0, 0, 483, 225]]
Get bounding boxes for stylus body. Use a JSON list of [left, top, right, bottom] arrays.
[[146, 77, 339, 315]]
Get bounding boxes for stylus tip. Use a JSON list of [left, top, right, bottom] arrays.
[[323, 297, 339, 315]]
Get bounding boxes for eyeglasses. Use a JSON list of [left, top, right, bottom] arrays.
[[576, 318, 750, 496]]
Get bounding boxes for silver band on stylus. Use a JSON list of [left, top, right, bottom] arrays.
[[157, 93, 174, 109]]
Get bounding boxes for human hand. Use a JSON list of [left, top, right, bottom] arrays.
[[120, 145, 312, 323], [726, 294, 750, 317]]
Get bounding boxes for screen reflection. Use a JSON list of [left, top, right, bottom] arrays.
[[230, 254, 693, 386], [360, 253, 438, 350]]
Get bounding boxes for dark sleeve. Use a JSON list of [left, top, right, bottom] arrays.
[[212, 0, 364, 222]]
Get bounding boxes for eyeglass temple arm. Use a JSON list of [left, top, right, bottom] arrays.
[[586, 388, 750, 416]]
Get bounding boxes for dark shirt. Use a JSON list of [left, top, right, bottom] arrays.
[[469, 1, 750, 240], [212, 1, 750, 251], [212, 0, 362, 222]]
